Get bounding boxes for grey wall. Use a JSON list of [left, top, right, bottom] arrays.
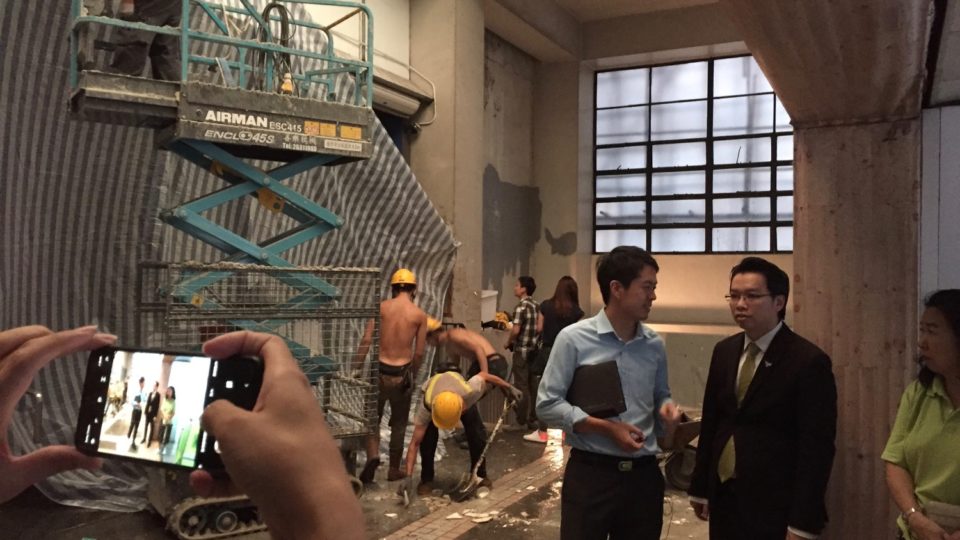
[[482, 32, 541, 307], [921, 107, 960, 295]]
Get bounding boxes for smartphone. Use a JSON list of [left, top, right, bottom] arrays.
[[75, 346, 263, 470]]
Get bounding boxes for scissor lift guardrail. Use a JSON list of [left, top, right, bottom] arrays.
[[69, 1, 378, 377]]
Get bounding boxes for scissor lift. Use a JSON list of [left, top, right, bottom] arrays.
[[70, 2, 381, 537], [69, 0, 377, 379]]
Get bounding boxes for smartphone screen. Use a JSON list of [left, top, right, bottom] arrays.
[[75, 346, 262, 470]]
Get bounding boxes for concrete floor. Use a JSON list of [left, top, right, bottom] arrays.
[[0, 428, 708, 539]]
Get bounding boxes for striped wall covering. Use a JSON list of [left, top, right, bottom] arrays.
[[0, 1, 456, 510]]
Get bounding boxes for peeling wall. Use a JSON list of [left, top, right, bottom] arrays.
[[482, 31, 541, 307]]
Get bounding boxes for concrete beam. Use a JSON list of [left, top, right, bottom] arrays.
[[483, 0, 581, 62], [582, 3, 741, 60]]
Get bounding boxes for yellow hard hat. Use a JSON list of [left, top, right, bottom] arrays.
[[426, 317, 442, 332], [390, 268, 417, 286], [431, 391, 463, 430]]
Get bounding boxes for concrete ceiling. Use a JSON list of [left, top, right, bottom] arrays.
[[553, 0, 718, 22]]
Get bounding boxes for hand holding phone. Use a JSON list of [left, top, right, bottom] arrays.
[[189, 331, 366, 540], [0, 325, 116, 504]]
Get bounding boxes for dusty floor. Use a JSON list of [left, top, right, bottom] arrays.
[[0, 428, 708, 539]]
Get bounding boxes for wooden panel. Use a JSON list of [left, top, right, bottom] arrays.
[[720, 0, 929, 127], [794, 121, 919, 538]]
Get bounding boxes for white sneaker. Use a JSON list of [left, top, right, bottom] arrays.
[[523, 430, 548, 443]]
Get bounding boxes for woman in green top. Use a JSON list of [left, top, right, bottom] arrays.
[[883, 289, 960, 540], [159, 386, 177, 449]]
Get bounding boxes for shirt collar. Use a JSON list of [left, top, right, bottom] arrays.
[[744, 321, 783, 353], [594, 308, 654, 341], [927, 375, 949, 400]]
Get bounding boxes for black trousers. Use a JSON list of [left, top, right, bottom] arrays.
[[376, 366, 413, 469], [127, 408, 142, 440], [419, 402, 487, 482], [709, 480, 785, 540], [142, 414, 157, 443], [560, 449, 665, 540], [110, 0, 182, 80]]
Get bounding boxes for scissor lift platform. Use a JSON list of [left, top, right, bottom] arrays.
[[71, 71, 374, 163]]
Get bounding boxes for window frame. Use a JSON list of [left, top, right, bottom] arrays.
[[592, 54, 794, 254]]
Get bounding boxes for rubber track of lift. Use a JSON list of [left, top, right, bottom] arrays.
[[167, 496, 268, 540]]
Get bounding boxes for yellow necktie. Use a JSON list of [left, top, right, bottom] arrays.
[[717, 342, 761, 482]]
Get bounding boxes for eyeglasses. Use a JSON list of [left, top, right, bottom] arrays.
[[725, 293, 773, 303]]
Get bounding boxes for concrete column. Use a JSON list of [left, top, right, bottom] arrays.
[[793, 120, 919, 538], [409, 0, 485, 326]]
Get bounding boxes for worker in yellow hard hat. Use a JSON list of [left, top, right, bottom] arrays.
[[353, 267, 430, 484], [404, 323, 522, 496]]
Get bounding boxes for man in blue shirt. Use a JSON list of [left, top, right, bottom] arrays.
[[537, 245, 681, 540]]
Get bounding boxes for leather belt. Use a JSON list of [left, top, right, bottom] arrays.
[[570, 448, 656, 472]]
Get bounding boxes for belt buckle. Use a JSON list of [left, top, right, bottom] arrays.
[[617, 460, 632, 472]]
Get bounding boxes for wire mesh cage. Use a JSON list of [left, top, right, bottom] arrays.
[[137, 261, 381, 439]]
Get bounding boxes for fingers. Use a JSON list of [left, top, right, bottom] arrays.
[[0, 446, 102, 504], [0, 326, 53, 358], [1, 326, 117, 433], [189, 470, 241, 498], [202, 331, 298, 382]]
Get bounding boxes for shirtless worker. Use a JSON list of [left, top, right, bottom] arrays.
[[403, 321, 521, 494], [355, 268, 429, 483]]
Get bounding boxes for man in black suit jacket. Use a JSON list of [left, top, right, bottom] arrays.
[[142, 381, 161, 446], [688, 257, 837, 539]]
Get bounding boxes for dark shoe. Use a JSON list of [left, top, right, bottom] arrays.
[[387, 468, 406, 481], [478, 477, 493, 489], [416, 481, 435, 496], [359, 457, 380, 484]]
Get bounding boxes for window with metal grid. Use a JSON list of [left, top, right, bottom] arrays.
[[593, 55, 794, 254]]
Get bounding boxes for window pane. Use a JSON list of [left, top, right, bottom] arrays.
[[713, 227, 771, 251], [596, 229, 646, 252], [775, 97, 792, 132], [651, 228, 705, 252], [713, 56, 773, 97], [596, 202, 646, 225], [651, 61, 708, 102], [777, 196, 794, 220], [596, 174, 646, 198], [777, 227, 793, 251], [714, 167, 771, 193], [776, 166, 794, 191], [652, 199, 705, 223], [713, 197, 772, 222], [777, 135, 794, 161], [596, 106, 648, 145], [653, 142, 705, 168], [652, 171, 705, 195], [650, 101, 707, 141], [714, 137, 771, 165], [597, 69, 649, 108], [596, 146, 646, 170], [713, 95, 774, 136]]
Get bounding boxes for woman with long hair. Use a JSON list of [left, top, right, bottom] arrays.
[[159, 386, 177, 452], [882, 289, 960, 539], [524, 276, 584, 443]]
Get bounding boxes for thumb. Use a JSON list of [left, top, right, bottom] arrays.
[[5, 446, 102, 497], [201, 399, 252, 445]]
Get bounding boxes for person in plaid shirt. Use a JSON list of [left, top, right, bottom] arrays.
[[506, 276, 540, 432]]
